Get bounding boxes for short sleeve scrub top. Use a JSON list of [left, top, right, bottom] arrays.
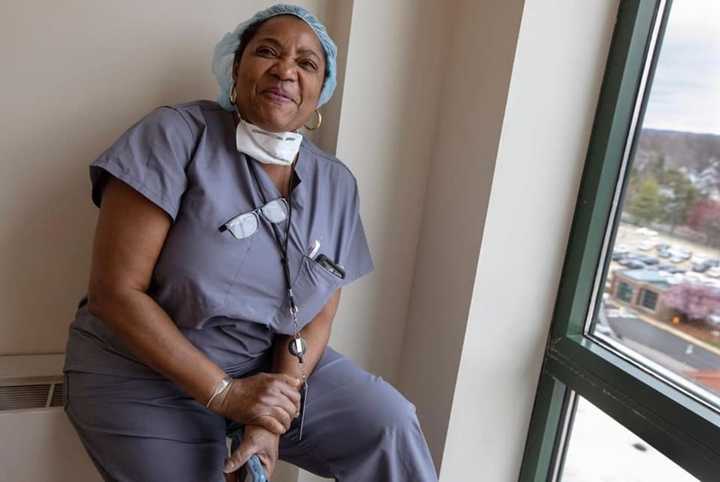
[[63, 99, 375, 379]]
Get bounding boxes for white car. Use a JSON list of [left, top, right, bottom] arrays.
[[636, 227, 659, 237], [708, 313, 720, 326], [690, 255, 708, 265], [707, 267, 720, 278], [639, 241, 655, 251]]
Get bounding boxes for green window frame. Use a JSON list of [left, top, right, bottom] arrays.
[[518, 1, 720, 480]]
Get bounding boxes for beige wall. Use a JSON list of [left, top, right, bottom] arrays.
[[429, 1, 619, 479], [1, 2, 331, 481], [0, 0, 332, 356], [3, 0, 622, 481]]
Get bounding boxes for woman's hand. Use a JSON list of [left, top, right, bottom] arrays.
[[224, 425, 280, 479], [213, 372, 302, 435]]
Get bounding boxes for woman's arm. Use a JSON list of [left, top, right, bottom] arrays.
[[88, 177, 226, 405], [87, 178, 300, 434], [271, 288, 342, 381]]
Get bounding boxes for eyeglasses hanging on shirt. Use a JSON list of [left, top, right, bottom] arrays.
[[219, 197, 288, 239]]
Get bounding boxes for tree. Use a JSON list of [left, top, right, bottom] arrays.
[[660, 168, 700, 233], [688, 200, 720, 248], [627, 178, 663, 225], [663, 283, 720, 323]]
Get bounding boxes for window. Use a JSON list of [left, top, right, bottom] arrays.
[[519, 1, 720, 480], [561, 396, 697, 482], [639, 288, 658, 310], [617, 281, 634, 302]]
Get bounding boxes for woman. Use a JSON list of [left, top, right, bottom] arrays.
[[63, 4, 438, 481]]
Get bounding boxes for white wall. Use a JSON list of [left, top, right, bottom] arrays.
[[397, 0, 526, 471], [396, 0, 619, 479]]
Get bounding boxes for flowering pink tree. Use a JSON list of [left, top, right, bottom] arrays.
[[663, 283, 720, 322]]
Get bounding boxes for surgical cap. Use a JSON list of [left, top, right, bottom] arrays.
[[211, 3, 338, 112]]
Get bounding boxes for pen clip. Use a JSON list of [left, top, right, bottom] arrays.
[[307, 240, 321, 259]]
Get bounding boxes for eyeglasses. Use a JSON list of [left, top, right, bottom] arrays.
[[220, 197, 289, 239]]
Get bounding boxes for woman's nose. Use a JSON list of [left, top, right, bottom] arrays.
[[269, 57, 298, 81]]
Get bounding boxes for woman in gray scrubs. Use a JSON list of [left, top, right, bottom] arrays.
[[62, 4, 438, 481]]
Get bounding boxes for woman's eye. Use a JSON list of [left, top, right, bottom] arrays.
[[256, 47, 275, 57], [300, 60, 318, 71]]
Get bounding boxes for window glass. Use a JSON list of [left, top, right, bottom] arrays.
[[560, 397, 698, 482], [593, 0, 720, 405]]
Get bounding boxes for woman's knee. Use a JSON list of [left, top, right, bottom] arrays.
[[359, 377, 419, 434]]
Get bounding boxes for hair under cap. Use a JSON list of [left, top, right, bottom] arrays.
[[211, 3, 338, 112]]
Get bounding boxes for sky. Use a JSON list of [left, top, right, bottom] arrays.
[[643, 0, 720, 135]]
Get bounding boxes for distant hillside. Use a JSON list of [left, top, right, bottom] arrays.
[[637, 129, 720, 173]]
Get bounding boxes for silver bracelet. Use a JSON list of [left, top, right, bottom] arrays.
[[206, 375, 233, 409]]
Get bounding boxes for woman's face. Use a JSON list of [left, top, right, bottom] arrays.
[[232, 15, 325, 132]]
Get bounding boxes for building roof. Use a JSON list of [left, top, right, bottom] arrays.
[[619, 269, 671, 288]]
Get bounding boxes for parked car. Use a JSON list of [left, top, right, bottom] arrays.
[[655, 242, 671, 251], [692, 262, 711, 273], [656, 264, 685, 274], [657, 249, 672, 259], [706, 267, 720, 278], [636, 227, 659, 237], [611, 252, 626, 262], [623, 259, 647, 270], [691, 259, 720, 272], [634, 254, 659, 265], [690, 255, 708, 265], [670, 248, 692, 260], [639, 241, 655, 251], [613, 245, 630, 257]]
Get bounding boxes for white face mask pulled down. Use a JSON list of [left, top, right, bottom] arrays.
[[235, 114, 303, 167]]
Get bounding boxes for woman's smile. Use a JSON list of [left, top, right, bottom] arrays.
[[261, 86, 297, 105], [232, 15, 325, 132]]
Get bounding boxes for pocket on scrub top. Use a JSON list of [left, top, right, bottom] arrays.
[[291, 255, 343, 322]]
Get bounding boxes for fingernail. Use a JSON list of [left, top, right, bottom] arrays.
[[223, 460, 235, 473]]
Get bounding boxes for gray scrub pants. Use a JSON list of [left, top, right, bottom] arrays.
[[64, 346, 438, 481]]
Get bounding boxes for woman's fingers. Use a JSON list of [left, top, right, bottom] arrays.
[[225, 426, 279, 478], [274, 378, 302, 412], [223, 373, 303, 432], [270, 405, 293, 432], [278, 373, 304, 390], [224, 441, 254, 474], [248, 414, 285, 435], [269, 388, 300, 422]]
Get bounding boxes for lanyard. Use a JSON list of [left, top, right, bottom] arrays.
[[247, 157, 308, 441]]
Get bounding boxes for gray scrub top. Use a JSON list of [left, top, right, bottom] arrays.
[[63, 100, 374, 376]]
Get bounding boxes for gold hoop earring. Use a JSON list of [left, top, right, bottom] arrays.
[[229, 84, 237, 105], [304, 110, 322, 131]]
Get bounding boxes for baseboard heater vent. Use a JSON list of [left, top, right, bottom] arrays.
[[0, 382, 64, 410], [0, 353, 66, 411]]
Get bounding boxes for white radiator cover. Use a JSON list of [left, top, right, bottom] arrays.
[[0, 354, 100, 482]]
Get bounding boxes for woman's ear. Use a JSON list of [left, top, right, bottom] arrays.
[[231, 55, 240, 82]]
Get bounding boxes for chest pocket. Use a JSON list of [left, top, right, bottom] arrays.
[[272, 253, 343, 334]]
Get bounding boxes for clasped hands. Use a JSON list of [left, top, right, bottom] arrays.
[[209, 372, 303, 478]]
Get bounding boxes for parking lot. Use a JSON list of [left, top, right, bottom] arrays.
[[610, 223, 720, 285]]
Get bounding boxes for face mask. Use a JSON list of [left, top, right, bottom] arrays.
[[235, 115, 303, 167]]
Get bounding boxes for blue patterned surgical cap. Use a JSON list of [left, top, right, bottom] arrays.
[[212, 3, 338, 112]]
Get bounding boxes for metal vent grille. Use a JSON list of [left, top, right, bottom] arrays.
[[0, 382, 65, 411], [0, 353, 66, 410], [49, 382, 65, 407], [0, 384, 50, 410]]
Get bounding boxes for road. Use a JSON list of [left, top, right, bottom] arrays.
[[605, 313, 720, 371]]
